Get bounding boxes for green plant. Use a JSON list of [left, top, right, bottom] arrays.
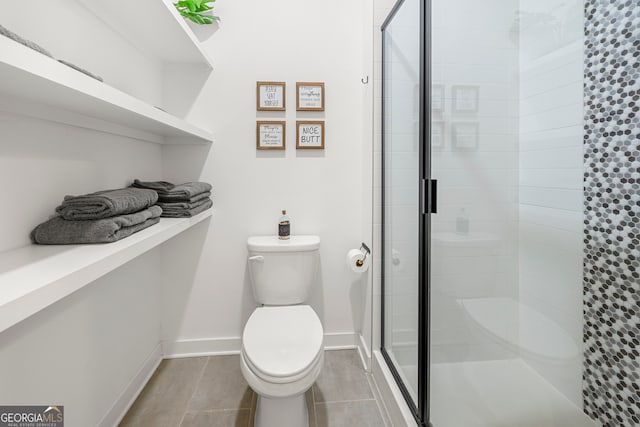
[[174, 0, 219, 25]]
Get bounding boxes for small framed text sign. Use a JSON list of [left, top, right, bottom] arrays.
[[256, 121, 286, 150], [296, 82, 325, 111], [452, 85, 479, 114], [296, 121, 325, 149], [452, 122, 479, 150], [257, 81, 286, 111]]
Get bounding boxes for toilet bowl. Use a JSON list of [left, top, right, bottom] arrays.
[[242, 236, 323, 427], [241, 305, 323, 427]]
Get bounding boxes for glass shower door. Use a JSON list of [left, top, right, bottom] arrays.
[[381, 0, 427, 423]]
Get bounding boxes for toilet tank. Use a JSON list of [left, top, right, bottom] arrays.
[[247, 235, 320, 305]]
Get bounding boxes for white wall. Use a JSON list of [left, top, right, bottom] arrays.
[[159, 0, 370, 354], [518, 0, 584, 406], [0, 2, 166, 425]]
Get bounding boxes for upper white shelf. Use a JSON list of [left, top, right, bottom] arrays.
[[0, 36, 213, 145], [0, 209, 213, 334], [77, 0, 214, 69]]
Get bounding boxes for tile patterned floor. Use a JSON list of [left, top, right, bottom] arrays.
[[120, 349, 390, 427]]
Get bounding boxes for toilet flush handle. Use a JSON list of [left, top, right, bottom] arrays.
[[249, 255, 264, 263]]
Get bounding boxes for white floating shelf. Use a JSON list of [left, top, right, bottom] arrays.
[[0, 209, 213, 334], [77, 0, 214, 68], [0, 36, 213, 145]]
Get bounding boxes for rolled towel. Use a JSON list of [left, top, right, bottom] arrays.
[[0, 24, 53, 58], [132, 179, 212, 200], [156, 193, 211, 210], [160, 199, 212, 218], [58, 59, 104, 82], [55, 188, 158, 220], [31, 206, 162, 245]]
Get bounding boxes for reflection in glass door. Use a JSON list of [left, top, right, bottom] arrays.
[[381, 0, 427, 423], [382, 0, 592, 426]]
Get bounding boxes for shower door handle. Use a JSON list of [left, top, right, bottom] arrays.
[[430, 179, 438, 214], [421, 179, 438, 214]]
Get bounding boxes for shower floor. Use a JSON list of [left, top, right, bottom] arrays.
[[429, 359, 596, 427]]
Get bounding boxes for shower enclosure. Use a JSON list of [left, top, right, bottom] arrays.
[[382, 0, 594, 425]]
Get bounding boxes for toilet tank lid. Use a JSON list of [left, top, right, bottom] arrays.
[[247, 235, 320, 252]]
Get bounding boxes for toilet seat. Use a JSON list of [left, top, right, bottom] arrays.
[[242, 305, 323, 384]]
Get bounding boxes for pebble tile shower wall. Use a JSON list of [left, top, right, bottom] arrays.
[[583, 0, 640, 426]]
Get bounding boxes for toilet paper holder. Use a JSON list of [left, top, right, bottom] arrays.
[[356, 242, 371, 267]]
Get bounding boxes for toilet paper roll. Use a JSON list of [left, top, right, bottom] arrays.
[[346, 248, 369, 273]]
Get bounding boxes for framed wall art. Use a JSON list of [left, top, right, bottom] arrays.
[[256, 121, 286, 150], [296, 121, 324, 149], [452, 85, 479, 114], [452, 122, 479, 150], [296, 82, 325, 111], [431, 121, 445, 149], [257, 81, 286, 111], [432, 84, 445, 112]]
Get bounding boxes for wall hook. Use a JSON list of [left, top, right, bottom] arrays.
[[361, 76, 369, 84]]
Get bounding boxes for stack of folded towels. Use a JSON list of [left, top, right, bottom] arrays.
[[131, 179, 213, 218], [30, 188, 162, 245]]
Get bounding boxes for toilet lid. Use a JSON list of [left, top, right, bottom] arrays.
[[242, 305, 323, 379]]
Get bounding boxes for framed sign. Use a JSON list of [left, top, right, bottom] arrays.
[[256, 121, 286, 150], [296, 82, 325, 111], [257, 81, 286, 111], [296, 121, 324, 149], [452, 122, 479, 150], [432, 84, 444, 112], [452, 85, 479, 114], [431, 121, 445, 149]]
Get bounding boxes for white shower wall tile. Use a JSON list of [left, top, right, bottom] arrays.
[[520, 82, 584, 116], [520, 168, 583, 190], [520, 125, 583, 151], [519, 146, 584, 170]]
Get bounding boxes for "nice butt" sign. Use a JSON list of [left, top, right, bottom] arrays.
[[296, 121, 325, 149]]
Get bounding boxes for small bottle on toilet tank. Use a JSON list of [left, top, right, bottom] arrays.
[[278, 210, 290, 240]]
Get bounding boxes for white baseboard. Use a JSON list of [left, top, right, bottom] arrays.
[[324, 332, 358, 350], [162, 332, 359, 359], [162, 336, 241, 358], [99, 344, 162, 427], [372, 350, 418, 427], [357, 333, 372, 372]]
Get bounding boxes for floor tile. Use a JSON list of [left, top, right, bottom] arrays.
[[313, 350, 374, 402], [188, 355, 254, 411], [315, 401, 386, 427], [120, 357, 208, 427], [180, 410, 250, 427], [120, 350, 390, 427]]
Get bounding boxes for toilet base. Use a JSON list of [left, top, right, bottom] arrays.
[[254, 393, 309, 427]]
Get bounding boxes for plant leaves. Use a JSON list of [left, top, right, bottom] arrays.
[[174, 1, 219, 25]]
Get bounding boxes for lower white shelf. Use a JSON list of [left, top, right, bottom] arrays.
[[0, 209, 213, 334]]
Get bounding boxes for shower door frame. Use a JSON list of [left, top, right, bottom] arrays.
[[380, 0, 432, 425]]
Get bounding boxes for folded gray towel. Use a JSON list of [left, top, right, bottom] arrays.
[[31, 206, 162, 245], [158, 197, 211, 212], [0, 24, 53, 58], [156, 193, 211, 210], [58, 59, 104, 82], [55, 188, 158, 220], [132, 179, 212, 200], [131, 179, 175, 192], [160, 199, 212, 218]]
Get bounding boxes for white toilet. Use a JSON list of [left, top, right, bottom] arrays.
[[241, 235, 324, 427]]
